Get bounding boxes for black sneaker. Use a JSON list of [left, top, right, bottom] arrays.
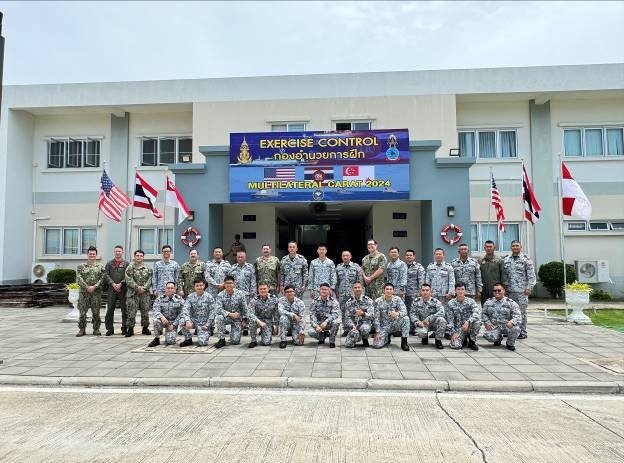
[[506, 343, 516, 351], [518, 333, 527, 340], [421, 337, 429, 345], [179, 338, 193, 347], [124, 327, 134, 338], [468, 339, 479, 351], [105, 330, 114, 336], [329, 342, 336, 348], [279, 341, 287, 349], [147, 337, 160, 347], [248, 341, 257, 348], [435, 339, 444, 350], [215, 339, 226, 349], [362, 338, 369, 348], [142, 327, 151, 336]]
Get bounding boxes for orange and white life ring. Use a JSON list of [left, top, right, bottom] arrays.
[[181, 227, 202, 248], [441, 224, 463, 245]]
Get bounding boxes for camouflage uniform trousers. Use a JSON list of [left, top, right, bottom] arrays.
[[105, 288, 127, 332], [365, 282, 383, 301], [78, 292, 102, 331], [449, 320, 482, 349], [181, 321, 212, 346], [433, 294, 452, 335], [507, 292, 529, 336], [215, 314, 242, 344], [483, 324, 520, 347], [279, 314, 305, 346], [414, 316, 447, 341], [308, 319, 340, 343], [373, 316, 410, 348], [344, 321, 372, 348], [249, 318, 275, 346], [339, 297, 351, 330], [153, 317, 180, 345], [126, 293, 151, 329]]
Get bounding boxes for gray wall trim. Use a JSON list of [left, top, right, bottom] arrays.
[[409, 140, 442, 151], [199, 146, 229, 156], [435, 157, 477, 168], [169, 163, 206, 174]]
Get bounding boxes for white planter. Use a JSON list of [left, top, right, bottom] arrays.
[[565, 290, 591, 324], [63, 289, 80, 323]]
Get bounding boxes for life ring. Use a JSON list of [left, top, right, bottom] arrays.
[[441, 224, 463, 245], [181, 227, 202, 248]]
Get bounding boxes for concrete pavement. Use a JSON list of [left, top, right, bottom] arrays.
[[0, 387, 623, 462], [0, 305, 623, 393]]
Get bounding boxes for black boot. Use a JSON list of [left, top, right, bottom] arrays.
[[318, 331, 326, 344], [468, 339, 479, 351], [435, 339, 444, 349], [120, 327, 127, 336], [506, 343, 516, 351], [494, 337, 502, 346], [248, 341, 257, 348], [124, 327, 134, 337], [147, 337, 160, 347], [105, 330, 114, 336], [421, 337, 429, 345], [279, 341, 287, 349], [215, 338, 226, 349], [329, 342, 336, 348], [142, 326, 151, 336], [462, 336, 468, 348], [179, 338, 193, 347], [341, 331, 348, 337], [362, 338, 369, 348], [401, 337, 409, 351]]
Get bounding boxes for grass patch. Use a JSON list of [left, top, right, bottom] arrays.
[[548, 309, 624, 332]]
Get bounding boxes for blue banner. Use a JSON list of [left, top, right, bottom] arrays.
[[229, 129, 410, 202]]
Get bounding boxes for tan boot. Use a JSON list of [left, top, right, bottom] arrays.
[[93, 329, 101, 336], [76, 329, 86, 337]]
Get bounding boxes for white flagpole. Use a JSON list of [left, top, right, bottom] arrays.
[[556, 155, 568, 318], [128, 167, 137, 255], [487, 165, 492, 249], [161, 174, 167, 249], [521, 159, 531, 258]]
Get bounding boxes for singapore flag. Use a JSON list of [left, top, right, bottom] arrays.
[[561, 162, 592, 220], [343, 165, 375, 181]]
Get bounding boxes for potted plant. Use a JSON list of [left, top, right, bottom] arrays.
[[565, 281, 592, 324], [64, 282, 80, 323]]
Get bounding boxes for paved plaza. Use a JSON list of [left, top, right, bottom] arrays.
[[1, 302, 623, 393]]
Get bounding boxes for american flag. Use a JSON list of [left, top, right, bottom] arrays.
[[490, 173, 506, 232], [522, 163, 541, 224], [99, 170, 131, 222], [264, 167, 296, 181]]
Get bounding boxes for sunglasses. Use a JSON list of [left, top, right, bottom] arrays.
[[492, 289, 503, 293]]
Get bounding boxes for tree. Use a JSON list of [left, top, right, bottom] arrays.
[[538, 261, 576, 298]]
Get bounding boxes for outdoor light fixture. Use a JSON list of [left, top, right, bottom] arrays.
[[449, 148, 460, 157], [447, 206, 455, 217]]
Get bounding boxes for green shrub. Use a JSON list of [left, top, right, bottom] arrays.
[[538, 261, 576, 298], [590, 289, 612, 301], [47, 269, 77, 285]]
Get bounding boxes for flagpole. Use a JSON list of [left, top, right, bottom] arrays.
[[128, 166, 137, 255], [162, 174, 167, 249], [96, 162, 107, 248], [487, 165, 492, 249], [556, 154, 568, 318], [521, 159, 531, 258]]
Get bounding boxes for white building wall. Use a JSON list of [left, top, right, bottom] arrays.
[[223, 204, 276, 263], [371, 201, 422, 261]]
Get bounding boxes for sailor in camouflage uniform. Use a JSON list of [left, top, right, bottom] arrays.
[[180, 278, 219, 347], [278, 285, 306, 348], [247, 282, 279, 348], [307, 244, 337, 298], [125, 249, 153, 337], [147, 281, 184, 347], [385, 246, 408, 300], [404, 249, 426, 315], [425, 248, 456, 337], [255, 244, 281, 295], [279, 241, 308, 298], [373, 283, 410, 351], [482, 282, 521, 351], [152, 245, 180, 297], [205, 247, 232, 297], [411, 283, 446, 349], [479, 240, 506, 307], [361, 239, 387, 301], [334, 250, 363, 336], [103, 245, 129, 336], [451, 244, 482, 300], [75, 246, 106, 336], [229, 250, 257, 302], [448, 282, 481, 351], [214, 275, 248, 348], [343, 281, 375, 348], [178, 249, 206, 298], [308, 283, 341, 348], [503, 240, 536, 339]]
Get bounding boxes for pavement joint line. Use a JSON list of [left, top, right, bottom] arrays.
[[560, 399, 624, 441]]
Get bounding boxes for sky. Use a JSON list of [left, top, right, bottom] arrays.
[[1, 1, 623, 85]]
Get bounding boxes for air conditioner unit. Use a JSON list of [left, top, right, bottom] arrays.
[[31, 262, 58, 284], [575, 260, 611, 284]]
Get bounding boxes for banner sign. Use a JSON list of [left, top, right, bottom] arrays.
[[229, 129, 410, 202]]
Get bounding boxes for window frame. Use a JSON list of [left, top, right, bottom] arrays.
[[564, 220, 624, 232], [470, 222, 521, 252], [334, 120, 373, 131], [43, 227, 97, 256], [46, 137, 101, 169], [270, 122, 307, 132], [138, 227, 175, 256], [140, 136, 193, 166], [563, 126, 624, 157], [458, 129, 518, 159]]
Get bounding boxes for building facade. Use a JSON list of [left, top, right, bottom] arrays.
[[1, 64, 623, 295]]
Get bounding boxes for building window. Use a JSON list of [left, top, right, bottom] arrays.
[[565, 220, 624, 232], [458, 130, 517, 159], [138, 227, 174, 255], [335, 121, 372, 131], [470, 222, 520, 251], [567, 222, 587, 231], [47, 138, 101, 169], [564, 127, 624, 157], [271, 122, 307, 132], [140, 136, 193, 166], [44, 227, 97, 255]]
